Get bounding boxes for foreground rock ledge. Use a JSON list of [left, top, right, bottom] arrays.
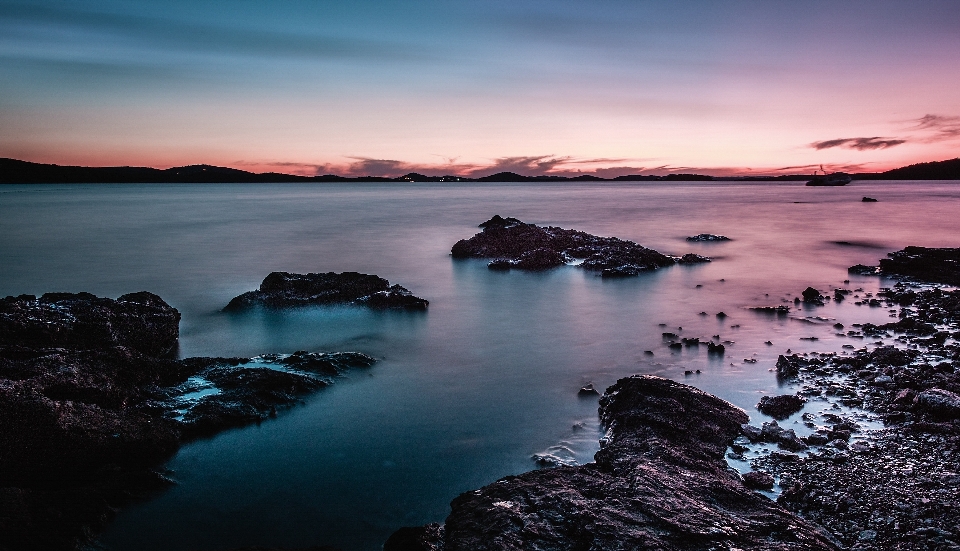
[[386, 376, 838, 551], [0, 292, 376, 550], [451, 216, 708, 276], [224, 271, 429, 311]]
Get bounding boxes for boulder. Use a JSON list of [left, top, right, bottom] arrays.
[[224, 272, 428, 311], [758, 394, 806, 419]]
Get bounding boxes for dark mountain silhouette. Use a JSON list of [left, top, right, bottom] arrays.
[[2, 156, 958, 184]]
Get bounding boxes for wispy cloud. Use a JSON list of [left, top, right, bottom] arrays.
[[810, 137, 906, 151], [912, 114, 960, 141]]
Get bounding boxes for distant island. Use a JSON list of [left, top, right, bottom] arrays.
[[1, 157, 958, 184]]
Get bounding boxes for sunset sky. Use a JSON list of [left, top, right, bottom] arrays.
[[1, 0, 958, 177]]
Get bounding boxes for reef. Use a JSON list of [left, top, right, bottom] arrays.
[[224, 271, 428, 311], [386, 376, 838, 551], [0, 292, 375, 550], [451, 215, 707, 276]]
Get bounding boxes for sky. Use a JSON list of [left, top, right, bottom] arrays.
[[1, 0, 958, 177]]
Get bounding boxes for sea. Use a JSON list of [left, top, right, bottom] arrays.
[[1, 180, 958, 550]]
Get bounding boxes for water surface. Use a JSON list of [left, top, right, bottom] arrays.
[[1, 181, 958, 550]]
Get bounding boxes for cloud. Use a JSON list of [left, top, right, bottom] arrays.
[[810, 137, 906, 151], [912, 114, 960, 141]]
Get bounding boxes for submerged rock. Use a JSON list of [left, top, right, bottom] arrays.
[[224, 271, 428, 311], [388, 376, 838, 550], [452, 216, 687, 276], [686, 233, 731, 242]]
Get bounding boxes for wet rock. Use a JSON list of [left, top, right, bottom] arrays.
[[686, 234, 731, 242], [391, 376, 838, 550], [750, 305, 790, 314], [743, 471, 775, 490], [224, 271, 428, 311], [578, 383, 600, 397], [915, 389, 960, 419], [707, 341, 725, 354], [848, 264, 879, 275], [451, 216, 677, 276], [0, 292, 180, 357], [758, 394, 807, 419], [385, 524, 445, 551], [878, 246, 960, 286], [776, 354, 808, 379], [861, 197, 879, 203], [802, 287, 825, 305], [677, 253, 711, 264]]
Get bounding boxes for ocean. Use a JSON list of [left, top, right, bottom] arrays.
[[1, 180, 958, 550]]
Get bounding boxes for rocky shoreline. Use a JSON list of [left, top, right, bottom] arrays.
[[0, 292, 375, 550], [224, 271, 429, 311], [451, 215, 710, 276]]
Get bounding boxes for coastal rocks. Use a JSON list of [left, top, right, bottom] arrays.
[[802, 287, 825, 305], [776, 354, 808, 379], [0, 292, 180, 357], [388, 376, 838, 550], [0, 289, 377, 550], [742, 471, 775, 490], [686, 233, 731, 242], [757, 394, 806, 419], [451, 216, 687, 277], [915, 388, 960, 419], [224, 272, 428, 311], [878, 246, 960, 286], [861, 197, 879, 202], [848, 264, 879, 275]]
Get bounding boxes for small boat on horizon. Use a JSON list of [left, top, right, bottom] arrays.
[[806, 165, 851, 186]]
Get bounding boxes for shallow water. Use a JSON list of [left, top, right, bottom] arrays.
[[1, 181, 958, 550]]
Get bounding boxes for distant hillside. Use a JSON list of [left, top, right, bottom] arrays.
[[2, 156, 959, 183], [874, 158, 960, 180]]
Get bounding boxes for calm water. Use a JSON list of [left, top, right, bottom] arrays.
[[1, 181, 958, 550]]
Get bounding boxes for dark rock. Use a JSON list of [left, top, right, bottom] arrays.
[[758, 394, 807, 419], [677, 253, 711, 264], [750, 305, 790, 314], [915, 389, 960, 419], [707, 341, 725, 354], [451, 216, 676, 276], [578, 383, 600, 397], [878, 246, 960, 286], [0, 292, 180, 357], [391, 376, 838, 550], [224, 272, 428, 311], [686, 234, 731, 242], [776, 354, 807, 379], [861, 197, 879, 202], [802, 287, 824, 305], [743, 471, 775, 490], [848, 264, 879, 275], [385, 524, 445, 551]]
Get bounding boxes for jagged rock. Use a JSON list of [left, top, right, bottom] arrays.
[[802, 287, 824, 305], [686, 234, 731, 242], [758, 394, 806, 419], [776, 354, 807, 379], [707, 341, 725, 354], [224, 272, 428, 311], [677, 253, 711, 264], [0, 292, 180, 357], [578, 383, 600, 397], [743, 471, 775, 490], [451, 216, 678, 276], [915, 389, 960, 419], [848, 264, 879, 275], [389, 376, 838, 550], [879, 246, 960, 285]]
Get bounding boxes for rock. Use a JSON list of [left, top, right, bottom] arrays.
[[686, 234, 731, 242], [758, 394, 807, 419], [878, 246, 960, 286], [385, 524, 445, 551], [578, 383, 600, 397], [750, 305, 790, 314], [677, 253, 711, 264], [848, 264, 879, 275], [861, 197, 879, 202], [776, 354, 807, 379], [451, 216, 677, 276], [0, 290, 377, 550], [707, 341, 725, 354], [802, 287, 824, 305], [915, 389, 960, 419], [390, 376, 838, 550], [0, 292, 180, 357], [224, 272, 428, 311], [743, 471, 775, 490]]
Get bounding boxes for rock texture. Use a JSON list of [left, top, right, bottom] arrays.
[[878, 246, 960, 286], [686, 234, 731, 242], [387, 376, 838, 551], [451, 216, 692, 277], [224, 271, 428, 311], [0, 291, 375, 550]]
